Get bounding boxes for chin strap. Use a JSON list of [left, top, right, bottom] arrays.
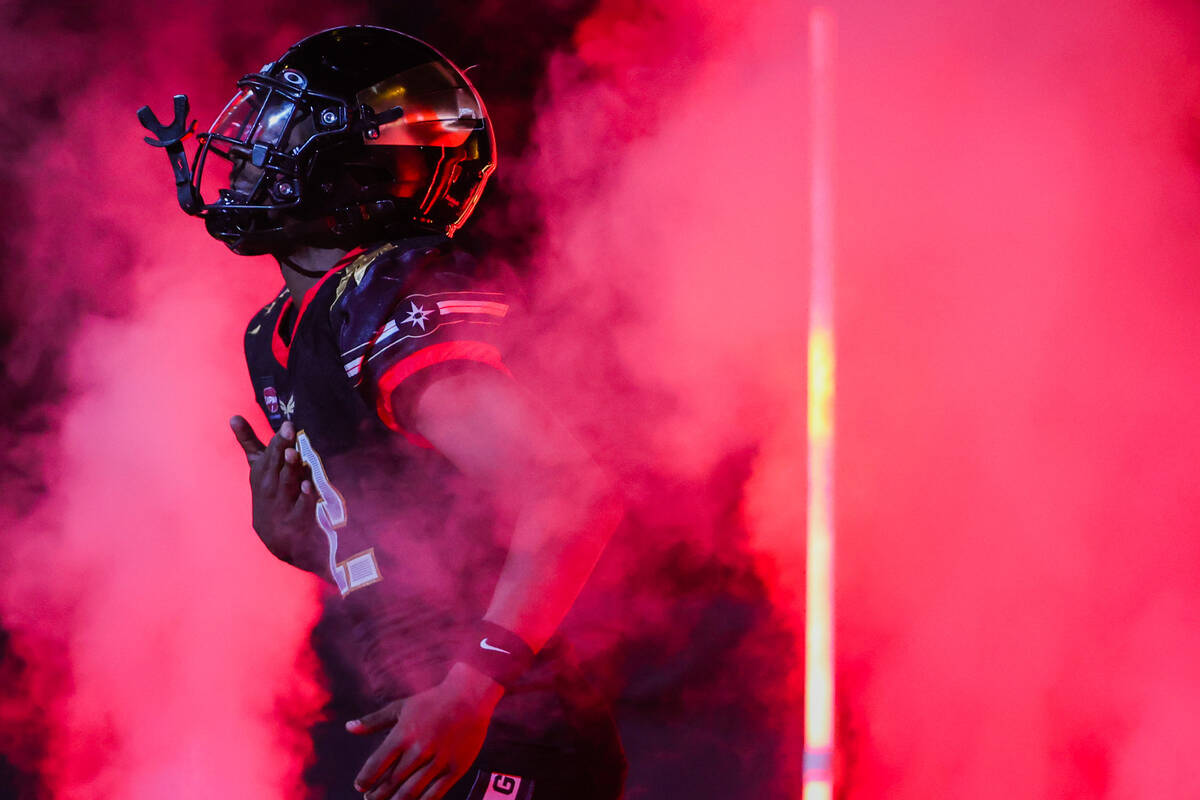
[[278, 246, 371, 277], [278, 253, 333, 278]]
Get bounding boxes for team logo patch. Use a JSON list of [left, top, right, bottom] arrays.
[[466, 770, 533, 800], [401, 300, 434, 331], [263, 386, 279, 414], [339, 291, 511, 379]]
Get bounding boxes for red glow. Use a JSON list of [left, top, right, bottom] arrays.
[[519, 0, 1200, 796], [4, 1, 1200, 798]]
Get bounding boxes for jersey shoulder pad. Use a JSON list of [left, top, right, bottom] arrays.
[[330, 239, 515, 425]]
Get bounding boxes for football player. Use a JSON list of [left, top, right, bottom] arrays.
[[139, 26, 626, 800]]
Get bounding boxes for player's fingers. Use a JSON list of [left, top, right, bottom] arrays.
[[354, 729, 417, 792], [229, 416, 266, 464], [411, 770, 456, 800], [278, 447, 303, 500], [393, 759, 451, 800], [259, 421, 295, 491], [364, 747, 434, 800], [346, 700, 402, 736], [290, 479, 317, 515]]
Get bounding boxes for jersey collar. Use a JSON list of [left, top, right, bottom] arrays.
[[270, 246, 370, 368]]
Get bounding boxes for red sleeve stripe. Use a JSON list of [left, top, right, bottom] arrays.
[[374, 341, 513, 445], [270, 297, 294, 368], [435, 300, 509, 318]]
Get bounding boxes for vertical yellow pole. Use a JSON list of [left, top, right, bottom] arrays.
[[803, 8, 836, 800]]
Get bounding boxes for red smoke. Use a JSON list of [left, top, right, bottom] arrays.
[[4, 0, 1200, 798], [517, 0, 1200, 796], [0, 2, 364, 797]]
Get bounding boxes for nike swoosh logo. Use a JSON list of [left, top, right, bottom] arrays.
[[480, 638, 511, 655]]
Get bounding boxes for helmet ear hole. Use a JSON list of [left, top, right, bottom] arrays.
[[344, 163, 393, 190]]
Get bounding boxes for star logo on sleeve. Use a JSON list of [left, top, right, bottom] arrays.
[[401, 301, 433, 331]]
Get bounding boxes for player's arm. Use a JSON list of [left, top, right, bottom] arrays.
[[416, 366, 624, 652], [348, 366, 623, 800]]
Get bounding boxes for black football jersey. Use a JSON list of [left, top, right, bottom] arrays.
[[244, 235, 520, 700]]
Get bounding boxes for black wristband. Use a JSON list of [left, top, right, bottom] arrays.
[[458, 621, 536, 690]]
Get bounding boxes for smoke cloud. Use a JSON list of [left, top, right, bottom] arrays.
[[4, 0, 1200, 798], [512, 0, 1200, 796], [0, 2, 364, 797]]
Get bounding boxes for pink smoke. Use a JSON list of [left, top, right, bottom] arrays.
[[0, 2, 364, 797], [517, 0, 1200, 796], [5, 0, 1200, 798]]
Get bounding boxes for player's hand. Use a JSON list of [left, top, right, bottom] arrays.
[[347, 663, 505, 800], [229, 416, 322, 573]]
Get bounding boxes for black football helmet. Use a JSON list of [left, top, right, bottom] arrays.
[[138, 26, 495, 255]]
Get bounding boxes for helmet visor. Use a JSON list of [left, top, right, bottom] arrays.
[[210, 86, 297, 147], [199, 86, 300, 206], [357, 62, 483, 148]]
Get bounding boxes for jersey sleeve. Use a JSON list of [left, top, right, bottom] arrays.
[[332, 243, 515, 442]]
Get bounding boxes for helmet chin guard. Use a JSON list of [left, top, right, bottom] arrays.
[[138, 26, 496, 256]]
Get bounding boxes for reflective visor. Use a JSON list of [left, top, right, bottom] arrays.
[[356, 61, 482, 148], [209, 87, 296, 146]]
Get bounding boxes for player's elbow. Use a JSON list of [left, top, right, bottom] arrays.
[[535, 459, 625, 547], [579, 468, 626, 545]]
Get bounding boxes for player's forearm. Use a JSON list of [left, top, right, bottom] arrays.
[[408, 368, 624, 653], [483, 469, 624, 653]]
